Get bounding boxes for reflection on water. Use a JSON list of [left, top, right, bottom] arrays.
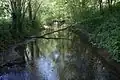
[[35, 56, 59, 80], [0, 55, 60, 80], [0, 37, 119, 80], [0, 51, 119, 80], [0, 71, 29, 80]]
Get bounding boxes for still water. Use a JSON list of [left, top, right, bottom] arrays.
[[0, 37, 119, 80], [0, 56, 59, 80], [0, 52, 114, 80]]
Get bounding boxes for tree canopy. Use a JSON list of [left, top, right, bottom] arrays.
[[1, 0, 120, 62]]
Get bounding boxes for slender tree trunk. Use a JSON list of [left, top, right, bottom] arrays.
[[108, 0, 113, 11], [99, 0, 103, 14], [24, 44, 30, 62], [31, 41, 34, 61], [35, 40, 40, 57], [10, 0, 26, 38], [28, 0, 32, 20]]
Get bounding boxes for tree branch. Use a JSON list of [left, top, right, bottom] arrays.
[[41, 27, 69, 37], [33, 1, 43, 20], [29, 37, 71, 40]]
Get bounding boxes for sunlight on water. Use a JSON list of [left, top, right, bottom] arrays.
[[36, 56, 59, 80], [0, 56, 59, 80]]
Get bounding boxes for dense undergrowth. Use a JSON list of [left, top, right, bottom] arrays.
[[0, 18, 42, 51], [0, 0, 43, 52], [80, 5, 120, 62]]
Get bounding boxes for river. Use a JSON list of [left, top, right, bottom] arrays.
[[0, 32, 120, 80]]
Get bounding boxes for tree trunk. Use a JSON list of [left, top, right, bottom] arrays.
[[35, 40, 40, 57], [31, 41, 34, 61], [99, 0, 103, 14], [108, 0, 113, 11], [28, 0, 32, 20]]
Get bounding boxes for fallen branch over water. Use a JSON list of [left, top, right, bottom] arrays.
[[42, 27, 69, 36], [26, 36, 71, 40], [25, 27, 70, 39], [33, 37, 71, 40]]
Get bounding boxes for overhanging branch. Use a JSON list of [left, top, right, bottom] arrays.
[[25, 27, 70, 39], [30, 37, 71, 40], [41, 27, 69, 36]]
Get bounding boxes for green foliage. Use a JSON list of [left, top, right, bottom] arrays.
[[0, 0, 9, 17], [38, 0, 69, 23], [0, 19, 12, 51], [64, 0, 120, 62], [0, 0, 43, 51], [83, 6, 120, 62], [0, 0, 120, 62]]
